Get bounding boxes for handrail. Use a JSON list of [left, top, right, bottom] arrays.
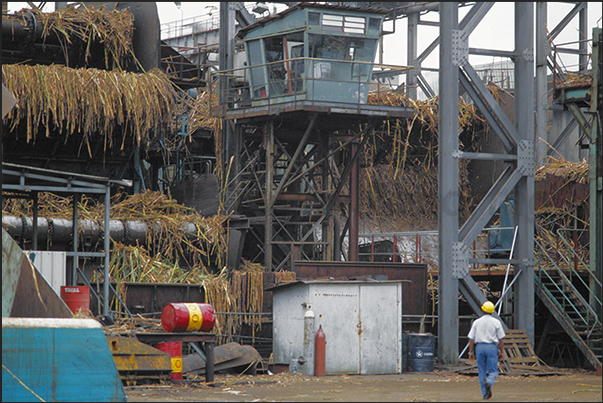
[[555, 228, 603, 292], [209, 57, 408, 112], [535, 239, 600, 334]]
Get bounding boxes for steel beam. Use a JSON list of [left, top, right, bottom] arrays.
[[589, 28, 602, 326], [512, 2, 535, 344], [437, 1, 460, 365], [459, 65, 520, 151], [407, 11, 419, 99]]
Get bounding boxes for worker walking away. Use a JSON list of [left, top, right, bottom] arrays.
[[467, 300, 505, 400]]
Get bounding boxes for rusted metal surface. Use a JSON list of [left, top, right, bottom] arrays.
[[130, 332, 216, 383], [90, 282, 206, 317], [2, 229, 72, 318], [106, 335, 172, 384], [535, 174, 589, 211], [292, 261, 428, 316], [183, 341, 262, 375]]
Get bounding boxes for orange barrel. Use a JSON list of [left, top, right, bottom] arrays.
[[161, 303, 215, 333], [60, 286, 90, 315], [154, 342, 183, 380]]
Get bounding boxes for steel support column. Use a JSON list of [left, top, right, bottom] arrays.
[[535, 2, 549, 165], [589, 27, 602, 325], [103, 186, 111, 317], [512, 2, 535, 344], [437, 1, 460, 365], [349, 140, 360, 261], [265, 122, 274, 270], [439, 2, 536, 362], [220, 2, 236, 212], [407, 11, 419, 99]]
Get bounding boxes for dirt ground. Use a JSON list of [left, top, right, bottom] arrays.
[[124, 367, 602, 402]]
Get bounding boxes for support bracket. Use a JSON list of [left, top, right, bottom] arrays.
[[517, 140, 535, 177], [451, 30, 469, 66], [452, 242, 470, 279]]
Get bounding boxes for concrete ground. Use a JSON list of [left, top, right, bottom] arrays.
[[124, 367, 602, 402]]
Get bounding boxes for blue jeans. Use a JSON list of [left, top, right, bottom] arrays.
[[476, 343, 499, 396]]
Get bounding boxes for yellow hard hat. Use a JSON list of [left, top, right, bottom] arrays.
[[481, 301, 495, 313]]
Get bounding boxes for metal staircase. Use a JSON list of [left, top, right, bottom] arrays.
[[535, 236, 602, 371]]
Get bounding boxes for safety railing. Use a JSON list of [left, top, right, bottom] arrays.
[[209, 57, 407, 115], [161, 13, 221, 40], [535, 238, 600, 337], [357, 226, 517, 273]]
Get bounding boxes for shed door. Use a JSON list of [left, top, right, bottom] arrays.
[[359, 284, 402, 374], [311, 283, 361, 374]]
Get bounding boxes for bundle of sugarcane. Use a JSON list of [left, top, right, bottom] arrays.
[[3, 190, 230, 275], [102, 316, 164, 334], [18, 4, 137, 70], [535, 156, 589, 185], [201, 267, 234, 336], [367, 91, 482, 136], [230, 260, 265, 336], [359, 159, 474, 231], [2, 191, 78, 218], [555, 71, 593, 89], [274, 270, 296, 284], [107, 190, 229, 272], [2, 64, 181, 154], [187, 85, 222, 135], [186, 84, 223, 182]]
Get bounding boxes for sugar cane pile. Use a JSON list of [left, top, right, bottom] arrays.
[[534, 156, 590, 273], [360, 91, 485, 232], [2, 64, 182, 155], [9, 4, 137, 70], [2, 191, 287, 337]]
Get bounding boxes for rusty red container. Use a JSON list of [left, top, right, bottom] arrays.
[[154, 342, 183, 380], [160, 302, 215, 333], [60, 286, 90, 316]]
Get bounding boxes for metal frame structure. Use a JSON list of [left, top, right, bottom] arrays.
[[1, 162, 131, 317], [435, 2, 599, 365], [210, 1, 598, 366], [438, 1, 535, 365]]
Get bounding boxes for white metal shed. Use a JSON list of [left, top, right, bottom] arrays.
[[270, 279, 408, 375]]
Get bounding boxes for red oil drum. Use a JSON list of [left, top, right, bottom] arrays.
[[60, 286, 90, 316], [154, 342, 183, 380], [160, 303, 215, 333]]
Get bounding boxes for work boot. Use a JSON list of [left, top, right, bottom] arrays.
[[483, 382, 492, 399]]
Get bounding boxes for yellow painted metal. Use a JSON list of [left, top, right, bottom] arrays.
[[106, 335, 172, 373]]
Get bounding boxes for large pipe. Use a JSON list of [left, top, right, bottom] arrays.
[[2, 12, 48, 44], [3, 3, 161, 73], [84, 2, 161, 72], [2, 215, 198, 247]]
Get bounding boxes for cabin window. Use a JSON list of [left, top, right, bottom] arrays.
[[308, 12, 320, 25], [321, 13, 366, 34], [368, 17, 380, 31]]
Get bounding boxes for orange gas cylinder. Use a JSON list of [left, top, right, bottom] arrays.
[[314, 324, 326, 376], [161, 303, 215, 333]]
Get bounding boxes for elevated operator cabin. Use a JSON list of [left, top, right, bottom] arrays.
[[215, 3, 394, 115]]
